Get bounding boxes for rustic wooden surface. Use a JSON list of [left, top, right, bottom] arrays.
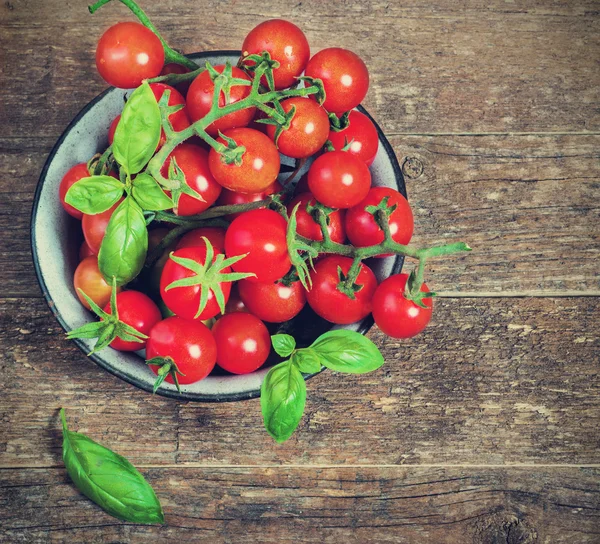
[[1, 0, 599, 542]]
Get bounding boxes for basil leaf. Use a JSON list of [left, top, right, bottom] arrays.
[[261, 361, 306, 443], [310, 330, 384, 374], [292, 348, 322, 374], [65, 176, 124, 214], [60, 409, 164, 524], [98, 196, 148, 286], [131, 173, 173, 211], [112, 82, 161, 175], [271, 334, 296, 358]]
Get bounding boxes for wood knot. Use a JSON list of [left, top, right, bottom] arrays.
[[471, 513, 538, 544], [402, 157, 424, 179]]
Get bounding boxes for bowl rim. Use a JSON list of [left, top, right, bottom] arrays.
[[31, 50, 406, 402]]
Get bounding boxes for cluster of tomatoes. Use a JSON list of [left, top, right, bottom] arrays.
[[59, 18, 433, 389]]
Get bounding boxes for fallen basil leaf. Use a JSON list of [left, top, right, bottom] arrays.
[[131, 173, 173, 211], [65, 175, 124, 215], [271, 334, 296, 358], [60, 408, 164, 524], [292, 348, 322, 374]]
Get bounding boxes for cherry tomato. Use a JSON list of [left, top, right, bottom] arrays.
[[224, 284, 249, 314], [160, 246, 231, 320], [82, 199, 122, 254], [59, 163, 91, 219], [305, 47, 369, 115], [150, 83, 190, 146], [225, 208, 291, 283], [176, 227, 226, 253], [307, 151, 371, 209], [345, 187, 414, 252], [96, 22, 165, 89], [287, 192, 346, 243], [73, 256, 121, 310], [327, 110, 379, 165], [161, 143, 221, 216], [238, 278, 306, 323], [187, 65, 255, 135], [306, 255, 376, 324], [208, 128, 280, 194], [108, 115, 120, 146], [79, 240, 95, 261], [372, 273, 432, 338], [103, 290, 162, 351], [216, 181, 282, 220], [212, 313, 271, 374], [147, 316, 217, 385], [267, 97, 329, 159], [241, 19, 310, 90], [160, 63, 191, 95]]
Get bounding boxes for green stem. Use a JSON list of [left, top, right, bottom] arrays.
[[148, 67, 205, 86]]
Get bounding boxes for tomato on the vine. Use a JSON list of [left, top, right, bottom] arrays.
[[216, 181, 282, 220], [74, 256, 120, 310], [107, 115, 120, 146], [59, 163, 91, 220], [307, 151, 371, 209], [225, 208, 291, 283], [345, 187, 414, 251], [160, 63, 192, 95], [241, 19, 310, 90], [306, 255, 376, 324], [287, 192, 346, 243], [176, 227, 226, 253], [103, 291, 162, 351], [161, 143, 221, 215], [371, 274, 433, 338], [79, 240, 95, 261], [327, 110, 379, 166], [238, 278, 306, 323], [224, 284, 248, 314], [266, 97, 329, 159], [147, 316, 217, 385], [212, 312, 271, 374], [187, 65, 255, 135], [82, 199, 122, 254], [96, 22, 165, 89], [305, 47, 369, 115], [208, 128, 280, 194]]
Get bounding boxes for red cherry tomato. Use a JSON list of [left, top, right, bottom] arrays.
[[372, 273, 433, 338], [161, 143, 221, 215], [102, 290, 162, 351], [307, 151, 371, 209], [225, 208, 291, 283], [73, 256, 121, 310], [95, 22, 165, 89], [345, 187, 414, 254], [160, 63, 191, 95], [208, 128, 280, 194], [79, 240, 96, 261], [212, 313, 271, 374], [59, 163, 91, 219], [267, 97, 329, 159], [147, 316, 217, 385], [187, 65, 255, 135], [82, 199, 122, 254], [216, 181, 282, 220], [160, 246, 231, 320], [108, 115, 120, 146], [241, 19, 310, 90], [238, 278, 306, 323], [287, 192, 346, 243], [305, 47, 369, 115], [327, 110, 379, 165], [224, 284, 249, 314], [176, 227, 226, 253], [306, 255, 376, 324]]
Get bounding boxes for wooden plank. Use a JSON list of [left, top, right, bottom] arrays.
[[1, 296, 599, 468], [1, 0, 599, 137], [1, 466, 599, 543]]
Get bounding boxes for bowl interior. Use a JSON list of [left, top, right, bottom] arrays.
[[32, 51, 406, 402]]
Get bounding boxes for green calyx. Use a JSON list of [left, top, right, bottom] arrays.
[[328, 111, 351, 132], [145, 356, 185, 393], [216, 131, 246, 166]]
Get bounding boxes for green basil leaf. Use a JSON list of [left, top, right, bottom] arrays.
[[112, 82, 161, 175], [261, 361, 306, 443], [65, 176, 124, 214], [292, 348, 322, 374], [131, 173, 173, 211], [310, 330, 384, 374], [60, 409, 164, 524], [271, 334, 296, 358], [98, 196, 148, 286]]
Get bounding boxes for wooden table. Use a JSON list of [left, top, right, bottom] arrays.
[[1, 0, 599, 542]]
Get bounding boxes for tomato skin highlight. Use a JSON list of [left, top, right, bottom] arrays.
[[238, 279, 306, 323], [372, 274, 433, 338], [225, 208, 291, 284], [147, 316, 217, 384], [212, 313, 271, 374], [95, 22, 165, 89], [241, 19, 310, 90], [176, 227, 226, 253], [327, 110, 379, 166], [59, 163, 91, 220], [287, 192, 346, 243], [81, 199, 122, 255], [74, 256, 121, 310], [103, 291, 162, 351], [306, 255, 377, 325]]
